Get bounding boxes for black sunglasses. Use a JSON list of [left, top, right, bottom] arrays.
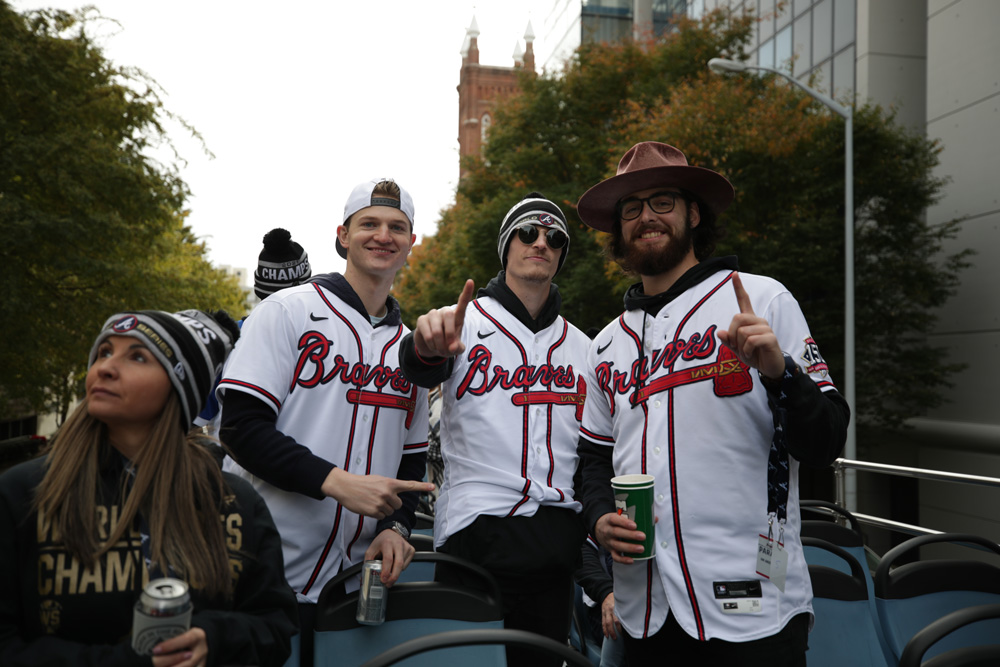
[[516, 225, 568, 249]]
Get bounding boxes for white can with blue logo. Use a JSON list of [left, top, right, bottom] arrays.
[[131, 578, 192, 655]]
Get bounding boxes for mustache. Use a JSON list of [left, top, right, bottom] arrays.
[[629, 222, 674, 239]]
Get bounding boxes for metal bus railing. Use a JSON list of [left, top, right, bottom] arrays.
[[831, 458, 1000, 540]]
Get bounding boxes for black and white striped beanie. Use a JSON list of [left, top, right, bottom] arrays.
[[496, 192, 570, 275], [89, 310, 241, 428]]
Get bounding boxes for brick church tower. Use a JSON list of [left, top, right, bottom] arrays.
[[457, 16, 535, 180]]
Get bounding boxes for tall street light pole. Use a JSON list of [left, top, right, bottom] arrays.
[[707, 57, 856, 511]]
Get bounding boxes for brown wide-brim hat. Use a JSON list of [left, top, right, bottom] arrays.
[[577, 142, 735, 232]]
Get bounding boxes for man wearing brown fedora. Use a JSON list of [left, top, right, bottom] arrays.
[[574, 142, 850, 665]]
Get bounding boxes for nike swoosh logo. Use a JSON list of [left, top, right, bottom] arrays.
[[597, 339, 612, 354], [309, 313, 328, 321], [477, 330, 495, 339]]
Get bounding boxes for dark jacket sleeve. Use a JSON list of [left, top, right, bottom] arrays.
[[0, 461, 150, 667], [765, 365, 850, 468], [191, 478, 299, 667], [398, 332, 455, 388], [573, 540, 614, 606], [219, 390, 335, 500], [576, 437, 617, 538]]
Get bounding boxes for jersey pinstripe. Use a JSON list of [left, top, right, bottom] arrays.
[[218, 281, 428, 601], [434, 296, 589, 549], [581, 268, 836, 642]]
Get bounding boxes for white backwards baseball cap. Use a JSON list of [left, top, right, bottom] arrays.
[[337, 178, 415, 259]]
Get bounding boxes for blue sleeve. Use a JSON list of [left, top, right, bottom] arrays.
[[194, 374, 222, 426]]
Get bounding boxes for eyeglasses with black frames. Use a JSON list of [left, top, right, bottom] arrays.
[[617, 191, 683, 221], [516, 225, 568, 249]]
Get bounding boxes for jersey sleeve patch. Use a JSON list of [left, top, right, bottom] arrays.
[[800, 337, 829, 377]]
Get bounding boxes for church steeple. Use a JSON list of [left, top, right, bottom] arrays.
[[461, 16, 480, 66], [523, 20, 535, 72], [457, 14, 535, 180]]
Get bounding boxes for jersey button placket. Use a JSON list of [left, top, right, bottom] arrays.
[[532, 341, 541, 462], [649, 309, 668, 352], [527, 401, 545, 473]]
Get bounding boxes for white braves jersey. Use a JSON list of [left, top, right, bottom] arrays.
[[581, 268, 836, 642], [434, 296, 589, 549], [218, 281, 428, 601]]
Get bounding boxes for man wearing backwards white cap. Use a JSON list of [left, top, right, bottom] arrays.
[[398, 192, 589, 666], [575, 142, 850, 665], [218, 179, 435, 666]]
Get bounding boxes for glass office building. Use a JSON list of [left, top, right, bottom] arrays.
[[690, 0, 857, 108], [536, 0, 689, 74]]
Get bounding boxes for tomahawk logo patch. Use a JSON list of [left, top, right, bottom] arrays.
[[111, 315, 139, 333]]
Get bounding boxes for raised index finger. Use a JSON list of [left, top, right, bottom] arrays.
[[731, 272, 755, 316], [453, 279, 476, 331]]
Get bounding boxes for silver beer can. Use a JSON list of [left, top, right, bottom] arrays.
[[355, 560, 387, 625], [132, 577, 193, 655]]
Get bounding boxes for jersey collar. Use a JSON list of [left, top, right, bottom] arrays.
[[308, 272, 402, 327], [623, 255, 739, 315], [480, 270, 562, 334]]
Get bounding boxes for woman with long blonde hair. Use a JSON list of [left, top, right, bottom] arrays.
[[0, 309, 298, 667]]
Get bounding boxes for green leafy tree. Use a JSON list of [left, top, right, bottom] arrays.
[[0, 4, 245, 422], [394, 8, 969, 443]]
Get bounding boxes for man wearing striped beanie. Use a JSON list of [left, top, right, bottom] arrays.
[[398, 192, 590, 666]]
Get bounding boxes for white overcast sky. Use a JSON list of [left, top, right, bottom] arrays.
[[13, 0, 542, 277]]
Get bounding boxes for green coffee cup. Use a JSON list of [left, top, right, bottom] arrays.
[[610, 474, 656, 560]]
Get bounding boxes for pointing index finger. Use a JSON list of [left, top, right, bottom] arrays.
[[453, 279, 475, 331], [731, 272, 755, 316], [401, 479, 436, 493]]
